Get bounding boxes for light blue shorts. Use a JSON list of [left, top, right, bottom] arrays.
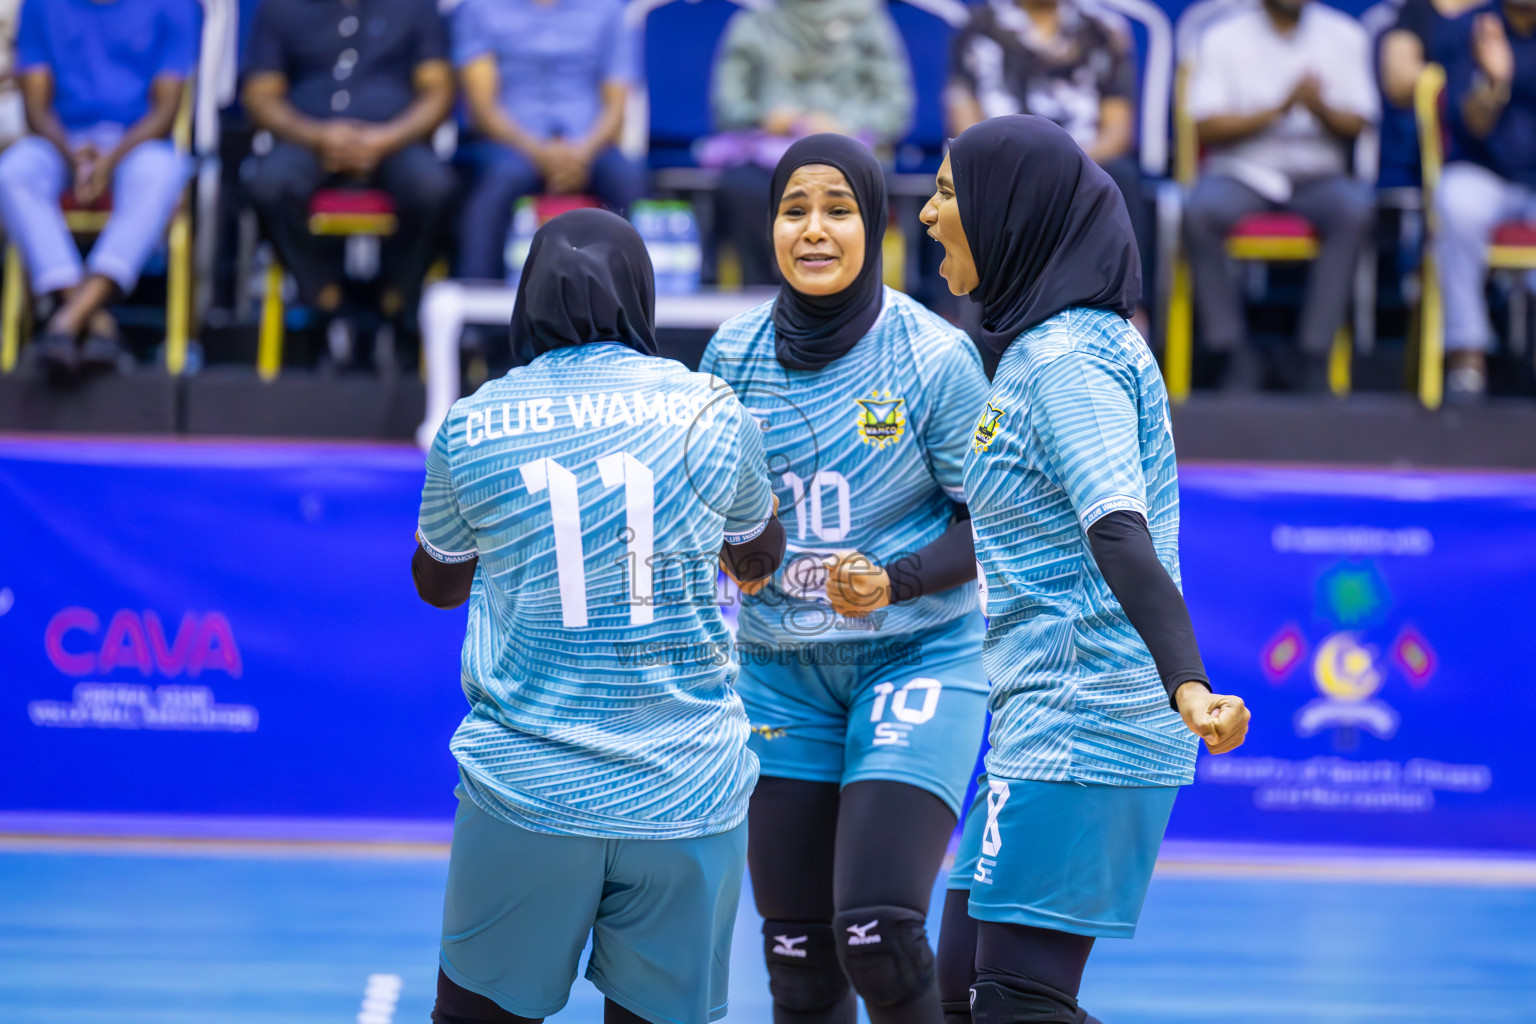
[[737, 616, 989, 815], [948, 776, 1179, 938], [439, 790, 747, 1024]]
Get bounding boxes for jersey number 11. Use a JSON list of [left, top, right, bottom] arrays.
[[519, 452, 655, 629]]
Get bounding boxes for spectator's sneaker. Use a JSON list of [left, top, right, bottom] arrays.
[[33, 333, 78, 384], [80, 334, 126, 374], [1446, 365, 1487, 402]]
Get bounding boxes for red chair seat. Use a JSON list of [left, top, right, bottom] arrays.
[[309, 189, 396, 217], [61, 192, 113, 213], [528, 194, 601, 221], [1228, 212, 1317, 239], [307, 188, 398, 236], [1492, 222, 1536, 247]]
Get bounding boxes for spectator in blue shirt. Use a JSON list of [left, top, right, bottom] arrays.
[[0, 0, 198, 380], [451, 0, 646, 280], [241, 0, 455, 338], [1435, 0, 1536, 397]]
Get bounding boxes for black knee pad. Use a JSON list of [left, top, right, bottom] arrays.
[[969, 977, 1086, 1024], [763, 920, 851, 1014], [832, 904, 935, 1008], [431, 968, 542, 1024]]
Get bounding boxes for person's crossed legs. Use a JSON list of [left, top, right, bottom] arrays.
[[0, 130, 188, 373]]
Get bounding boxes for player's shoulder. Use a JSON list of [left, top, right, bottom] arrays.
[[710, 297, 778, 351], [448, 362, 537, 408], [687, 367, 740, 397], [443, 374, 505, 423], [703, 296, 778, 375], [1004, 308, 1142, 380], [434, 369, 524, 446], [880, 289, 982, 373], [882, 288, 966, 344], [678, 370, 757, 454]]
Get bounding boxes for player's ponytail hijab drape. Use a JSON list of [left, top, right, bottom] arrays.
[[509, 208, 660, 363], [950, 114, 1141, 354]]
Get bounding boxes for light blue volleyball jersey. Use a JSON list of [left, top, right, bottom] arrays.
[[700, 288, 990, 645], [963, 308, 1198, 787], [417, 343, 774, 839]]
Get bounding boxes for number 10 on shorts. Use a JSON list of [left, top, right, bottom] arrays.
[[868, 677, 942, 747]]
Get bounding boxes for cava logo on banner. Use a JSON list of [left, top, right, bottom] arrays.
[[30, 608, 258, 733]]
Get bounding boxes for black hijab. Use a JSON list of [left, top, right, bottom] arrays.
[[769, 134, 888, 371], [950, 115, 1140, 354], [509, 208, 658, 364]]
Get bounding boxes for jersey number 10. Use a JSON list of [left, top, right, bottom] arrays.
[[869, 677, 942, 747], [519, 452, 655, 629], [782, 470, 851, 543]]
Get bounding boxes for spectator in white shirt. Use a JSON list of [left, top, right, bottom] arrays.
[[1182, 0, 1379, 391]]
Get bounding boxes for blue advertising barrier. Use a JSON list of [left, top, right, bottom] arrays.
[[0, 439, 469, 826], [2, 439, 1533, 850], [1170, 466, 1536, 852]]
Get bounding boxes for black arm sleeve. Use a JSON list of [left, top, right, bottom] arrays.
[[1085, 510, 1210, 709], [884, 505, 977, 604], [720, 515, 787, 583]]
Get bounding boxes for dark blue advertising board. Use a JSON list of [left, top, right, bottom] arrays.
[[2, 440, 1532, 849]]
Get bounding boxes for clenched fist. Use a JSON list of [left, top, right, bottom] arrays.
[[1175, 682, 1251, 755]]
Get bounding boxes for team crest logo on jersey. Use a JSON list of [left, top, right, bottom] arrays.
[[972, 402, 1005, 453], [854, 390, 906, 450]]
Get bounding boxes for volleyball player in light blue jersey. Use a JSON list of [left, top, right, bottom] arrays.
[[920, 117, 1252, 1024], [412, 210, 786, 1024], [699, 135, 991, 1024]]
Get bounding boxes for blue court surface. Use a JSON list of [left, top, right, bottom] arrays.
[[2, 840, 1534, 1023]]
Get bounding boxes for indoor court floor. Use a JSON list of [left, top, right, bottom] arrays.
[[2, 838, 1534, 1024]]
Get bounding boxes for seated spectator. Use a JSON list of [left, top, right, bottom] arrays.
[[709, 0, 913, 285], [947, 0, 1153, 332], [451, 0, 645, 281], [241, 0, 455, 347], [1435, 1, 1536, 398], [0, 0, 197, 380], [1379, 0, 1488, 188], [1183, 0, 1379, 391]]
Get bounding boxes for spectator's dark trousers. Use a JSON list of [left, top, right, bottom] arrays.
[[244, 140, 455, 309], [1182, 172, 1374, 354]]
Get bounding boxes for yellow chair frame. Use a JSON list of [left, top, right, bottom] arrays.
[[0, 85, 194, 375], [1414, 64, 1448, 411], [255, 198, 398, 381], [1163, 66, 1354, 402], [1411, 62, 1536, 408]]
